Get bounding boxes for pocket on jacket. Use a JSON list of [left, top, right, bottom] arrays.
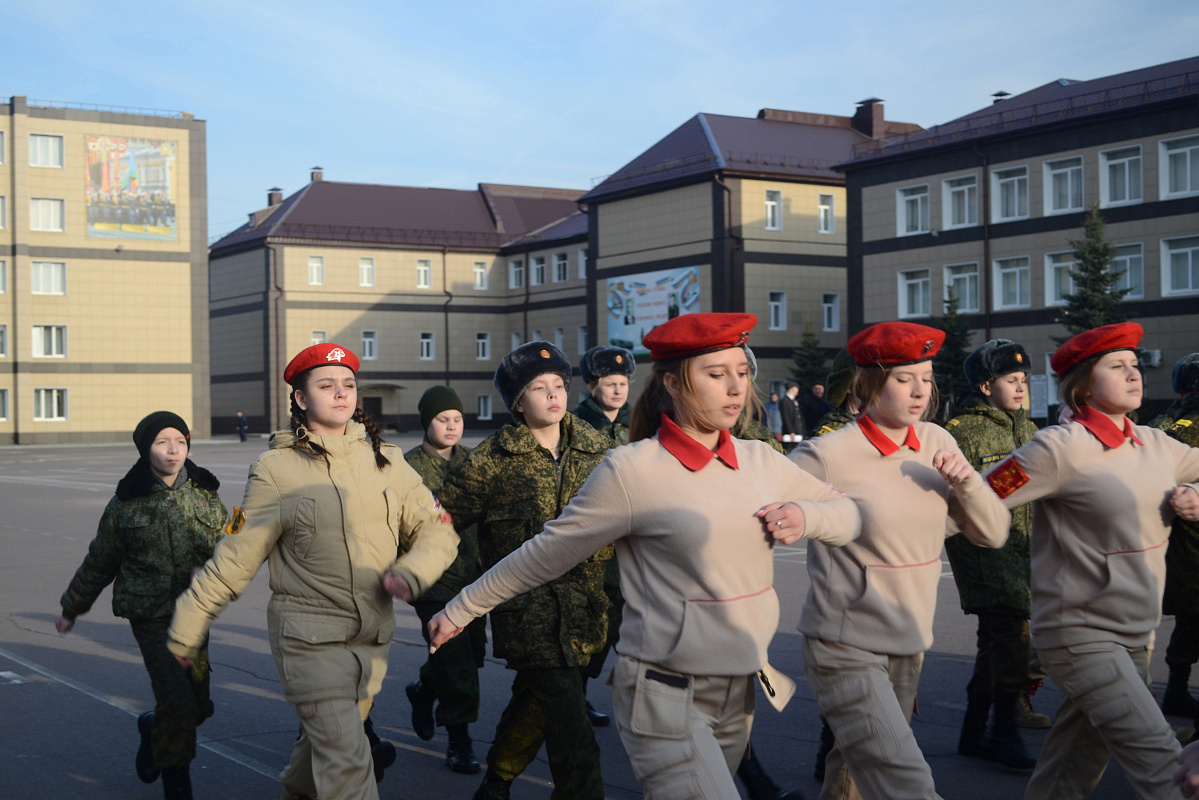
[[845, 561, 941, 638], [662, 588, 777, 674], [1081, 547, 1163, 631], [280, 613, 351, 645], [191, 502, 226, 533], [289, 497, 318, 559]]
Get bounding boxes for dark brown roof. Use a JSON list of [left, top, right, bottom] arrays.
[[502, 211, 588, 252]]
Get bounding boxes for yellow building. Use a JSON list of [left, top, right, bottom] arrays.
[[0, 96, 208, 443]]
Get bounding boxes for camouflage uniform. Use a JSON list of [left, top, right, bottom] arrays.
[[811, 409, 856, 438], [438, 413, 611, 799], [732, 413, 786, 453], [573, 394, 630, 446], [60, 460, 228, 771], [1160, 397, 1199, 684]]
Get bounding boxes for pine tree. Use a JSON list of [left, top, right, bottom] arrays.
[[1055, 205, 1128, 341], [929, 290, 974, 421], [790, 322, 827, 391]]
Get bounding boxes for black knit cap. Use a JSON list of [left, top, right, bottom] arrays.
[[579, 346, 636, 383], [133, 411, 190, 458], [964, 339, 1031, 390], [1174, 353, 1199, 396], [419, 385, 464, 431], [494, 341, 572, 413]]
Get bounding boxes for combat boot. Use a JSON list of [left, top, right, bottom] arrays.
[[736, 742, 805, 800], [161, 765, 193, 800], [957, 694, 991, 759], [446, 723, 480, 774], [585, 700, 610, 727], [814, 717, 834, 781], [1162, 666, 1199, 717], [1016, 680, 1052, 728], [988, 693, 1037, 770], [136, 711, 160, 784], [406, 680, 436, 740], [472, 769, 512, 800], [363, 716, 396, 783]]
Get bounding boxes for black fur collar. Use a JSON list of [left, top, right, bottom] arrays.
[[116, 457, 220, 501]]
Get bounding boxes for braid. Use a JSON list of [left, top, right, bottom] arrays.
[[353, 407, 391, 470], [288, 393, 329, 459]]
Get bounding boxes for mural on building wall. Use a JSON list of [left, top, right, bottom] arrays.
[[86, 136, 177, 240], [606, 266, 700, 355]]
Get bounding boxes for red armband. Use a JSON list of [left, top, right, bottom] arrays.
[[986, 457, 1029, 499]]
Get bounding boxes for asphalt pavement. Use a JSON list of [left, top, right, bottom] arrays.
[[0, 434, 1190, 799]]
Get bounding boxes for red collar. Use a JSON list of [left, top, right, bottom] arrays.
[[658, 414, 739, 471], [857, 414, 921, 456], [1073, 405, 1143, 448]]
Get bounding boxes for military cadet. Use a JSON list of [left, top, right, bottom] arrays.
[[436, 341, 612, 800], [429, 313, 861, 800], [791, 321, 1011, 800], [57, 411, 229, 800], [403, 386, 487, 773], [983, 324, 1199, 800], [167, 343, 459, 800], [942, 340, 1040, 770]]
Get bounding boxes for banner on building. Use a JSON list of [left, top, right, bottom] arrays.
[[606, 266, 700, 355], [86, 136, 178, 241]]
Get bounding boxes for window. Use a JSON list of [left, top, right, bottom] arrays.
[[1046, 252, 1076, 306], [1163, 135, 1199, 197], [1045, 157, 1084, 214], [359, 257, 375, 287], [0, 131, 4, 164], [993, 257, 1031, 309], [0, 323, 6, 357], [897, 185, 930, 235], [553, 252, 568, 283], [311, 330, 327, 345], [476, 332, 490, 360], [30, 198, 65, 231], [1163, 236, 1199, 295], [577, 325, 587, 355], [1100, 146, 1142, 206], [0, 195, 6, 229], [33, 388, 67, 421], [993, 167, 1029, 221], [308, 255, 324, 285], [578, 248, 588, 280], [1113, 243, 1144, 299], [0, 259, 7, 293], [897, 269, 931, 317], [822, 293, 840, 332], [944, 263, 980, 312], [32, 325, 67, 357], [416, 259, 432, 289], [768, 291, 787, 331], [531, 256, 546, 286], [764, 190, 782, 231], [419, 332, 435, 360], [0, 388, 7, 421], [532, 329, 542, 342], [477, 394, 492, 421], [511, 331, 521, 351], [31, 261, 66, 295], [818, 194, 835, 233], [554, 328, 564, 351], [29, 134, 64, 168], [509, 259, 524, 289], [943, 176, 978, 228], [361, 330, 377, 360], [1046, 353, 1061, 403], [473, 261, 488, 290]]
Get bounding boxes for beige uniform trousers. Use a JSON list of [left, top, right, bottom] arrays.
[[611, 654, 755, 800], [1024, 642, 1181, 800], [803, 637, 943, 800], [275, 696, 377, 800]]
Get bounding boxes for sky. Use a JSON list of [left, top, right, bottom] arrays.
[[4, 0, 1196, 243]]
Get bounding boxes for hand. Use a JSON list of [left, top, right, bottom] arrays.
[[756, 501, 806, 545], [55, 616, 74, 635], [174, 655, 194, 669], [1171, 486, 1199, 522], [427, 610, 465, 654], [1176, 740, 1199, 797], [382, 572, 414, 603], [932, 450, 973, 487]]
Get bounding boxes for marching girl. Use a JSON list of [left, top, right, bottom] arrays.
[[983, 323, 1199, 800], [790, 321, 1010, 800], [429, 312, 861, 799]]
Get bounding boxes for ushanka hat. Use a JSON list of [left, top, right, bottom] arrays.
[[1173, 353, 1199, 396], [418, 385, 464, 431], [284, 343, 359, 385], [579, 346, 636, 383], [964, 339, 1031, 389], [848, 321, 945, 367], [1050, 322, 1142, 377], [641, 313, 757, 361], [133, 411, 190, 458], [494, 341, 572, 413]]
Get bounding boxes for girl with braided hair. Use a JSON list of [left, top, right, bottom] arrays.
[[168, 343, 459, 800]]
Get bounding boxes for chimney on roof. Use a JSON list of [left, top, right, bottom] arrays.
[[851, 98, 886, 139], [992, 91, 1011, 104], [310, 166, 323, 182], [268, 187, 283, 206]]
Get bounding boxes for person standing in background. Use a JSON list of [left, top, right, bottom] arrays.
[[779, 382, 804, 452], [235, 410, 248, 442]]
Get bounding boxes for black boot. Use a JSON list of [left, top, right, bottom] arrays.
[[363, 716, 396, 783], [814, 717, 834, 782], [406, 680, 436, 740], [736, 742, 804, 800], [161, 765, 193, 800], [988, 693, 1037, 770], [957, 693, 991, 759], [446, 723, 481, 774], [472, 769, 512, 800], [1163, 665, 1199, 717], [585, 700, 610, 727], [136, 711, 160, 784]]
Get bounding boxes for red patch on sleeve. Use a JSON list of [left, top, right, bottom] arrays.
[[987, 457, 1030, 499], [439, 510, 454, 527]]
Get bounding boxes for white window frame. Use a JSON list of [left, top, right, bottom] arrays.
[[1113, 243, 1144, 300], [1046, 353, 1061, 404], [578, 248, 588, 280], [0, 323, 7, 357], [577, 325, 587, 355], [532, 329, 542, 343], [476, 332, 490, 361], [359, 257, 375, 287], [29, 134, 64, 168], [419, 332, 435, 361], [308, 255, 325, 285], [311, 330, 327, 345], [0, 259, 7, 294], [553, 252, 568, 283], [767, 291, 787, 331], [1045, 251, 1076, 306], [33, 388, 68, 421], [1162, 135, 1199, 199], [1099, 146, 1142, 207], [477, 394, 492, 421], [896, 185, 930, 236], [822, 293, 841, 332], [993, 256, 1031, 310], [1044, 156, 1084, 215], [0, 131, 5, 165], [554, 328, 565, 351], [0, 388, 8, 421], [511, 331, 522, 351], [29, 198, 65, 232], [764, 190, 782, 231], [992, 167, 1029, 222], [31, 261, 66, 295], [1162, 236, 1199, 296], [531, 256, 546, 286], [32, 324, 68, 358], [473, 261, 488, 291], [942, 175, 978, 229], [508, 259, 524, 289], [361, 330, 378, 360], [818, 194, 835, 234], [897, 269, 931, 318], [944, 262, 980, 312], [416, 259, 432, 289], [0, 195, 6, 230]]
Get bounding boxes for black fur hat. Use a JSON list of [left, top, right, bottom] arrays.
[[495, 341, 573, 413], [1173, 353, 1199, 396], [579, 346, 636, 383], [964, 339, 1030, 390]]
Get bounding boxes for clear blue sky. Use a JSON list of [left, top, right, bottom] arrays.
[[4, 0, 1195, 243]]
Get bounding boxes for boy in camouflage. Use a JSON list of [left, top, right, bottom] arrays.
[[57, 412, 229, 800]]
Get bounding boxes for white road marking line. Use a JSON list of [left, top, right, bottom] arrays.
[[0, 670, 30, 684], [0, 474, 111, 492]]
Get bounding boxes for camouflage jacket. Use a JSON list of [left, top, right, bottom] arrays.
[[732, 414, 785, 454], [404, 441, 481, 604], [1163, 395, 1199, 615], [811, 409, 856, 438], [943, 396, 1038, 617], [61, 460, 228, 622], [572, 395, 630, 446], [438, 413, 613, 669]]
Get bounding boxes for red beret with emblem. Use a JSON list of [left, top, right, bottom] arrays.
[[284, 343, 360, 385], [848, 321, 946, 367], [1049, 322, 1143, 377], [641, 312, 757, 361]]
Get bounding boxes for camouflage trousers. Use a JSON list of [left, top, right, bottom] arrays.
[[414, 599, 487, 727], [1165, 613, 1199, 668], [966, 611, 1033, 701], [131, 617, 214, 770], [579, 578, 623, 682], [488, 667, 603, 800]]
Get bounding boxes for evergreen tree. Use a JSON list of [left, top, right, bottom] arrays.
[[929, 290, 974, 421], [790, 322, 827, 391], [1056, 205, 1128, 341]]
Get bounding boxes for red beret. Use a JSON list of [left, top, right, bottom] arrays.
[[1050, 322, 1143, 376], [284, 343, 360, 385], [641, 313, 757, 361], [848, 321, 945, 367]]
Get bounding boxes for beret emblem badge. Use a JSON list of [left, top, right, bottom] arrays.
[[1015, 352, 1024, 363], [922, 340, 934, 356], [326, 347, 346, 362], [540, 349, 551, 358]]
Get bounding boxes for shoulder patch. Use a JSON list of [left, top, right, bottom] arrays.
[[986, 457, 1030, 499], [979, 452, 1010, 466], [1173, 419, 1194, 430], [224, 506, 246, 535], [946, 419, 960, 428]]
